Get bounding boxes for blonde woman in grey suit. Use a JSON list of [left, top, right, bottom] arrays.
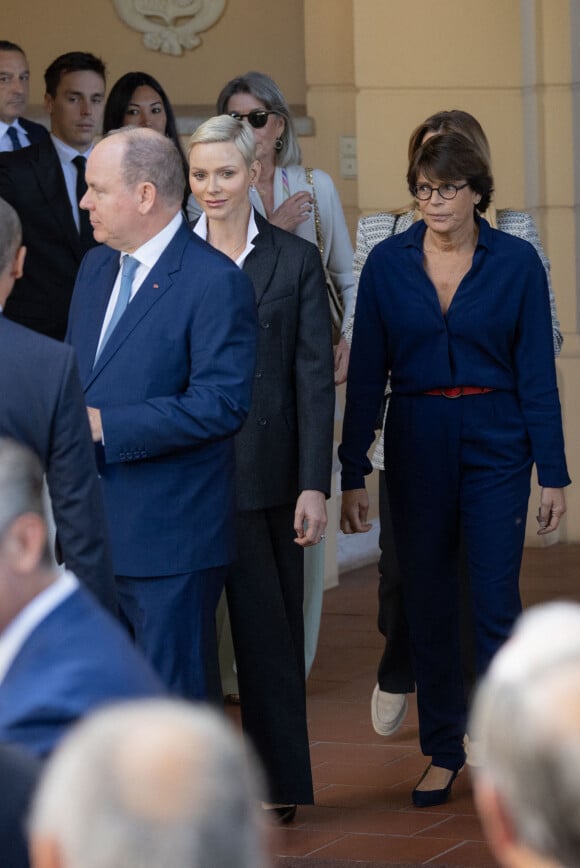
[[188, 116, 334, 821], [343, 110, 563, 743]]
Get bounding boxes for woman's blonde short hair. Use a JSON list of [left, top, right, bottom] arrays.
[[187, 115, 256, 169]]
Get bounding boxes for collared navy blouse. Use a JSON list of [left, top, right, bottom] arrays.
[[340, 217, 570, 491]]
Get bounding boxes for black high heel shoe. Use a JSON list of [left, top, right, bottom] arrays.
[[262, 804, 297, 824], [412, 764, 461, 808]]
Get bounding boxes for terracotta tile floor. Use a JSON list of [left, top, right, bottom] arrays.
[[272, 542, 580, 867]]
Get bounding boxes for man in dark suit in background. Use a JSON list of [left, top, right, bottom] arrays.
[[66, 127, 257, 704], [0, 40, 48, 152], [0, 743, 40, 868], [0, 196, 116, 611], [0, 51, 105, 339], [0, 439, 164, 758]]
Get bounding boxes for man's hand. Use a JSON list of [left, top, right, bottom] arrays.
[[87, 407, 103, 442], [340, 488, 372, 534], [294, 489, 327, 547], [537, 487, 566, 535]]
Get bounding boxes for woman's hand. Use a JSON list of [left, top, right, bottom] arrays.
[[340, 489, 372, 534], [294, 489, 327, 547], [334, 335, 350, 385], [537, 487, 567, 534], [270, 192, 313, 232]]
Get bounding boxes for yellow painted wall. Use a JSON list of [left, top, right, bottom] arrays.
[[4, 1, 306, 107]]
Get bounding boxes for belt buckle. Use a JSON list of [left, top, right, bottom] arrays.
[[441, 387, 463, 399]]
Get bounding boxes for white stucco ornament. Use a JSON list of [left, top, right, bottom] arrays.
[[112, 0, 227, 55]]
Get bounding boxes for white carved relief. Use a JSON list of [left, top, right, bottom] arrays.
[[112, 0, 227, 56]]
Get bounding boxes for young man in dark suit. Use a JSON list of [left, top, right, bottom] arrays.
[[0, 41, 48, 151], [0, 51, 105, 339]]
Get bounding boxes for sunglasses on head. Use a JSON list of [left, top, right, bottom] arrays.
[[228, 110, 277, 129]]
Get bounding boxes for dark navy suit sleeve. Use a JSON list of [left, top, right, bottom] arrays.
[[99, 265, 257, 463], [511, 246, 570, 487], [339, 251, 391, 490]]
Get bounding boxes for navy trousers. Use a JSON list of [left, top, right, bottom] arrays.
[[385, 391, 531, 770], [377, 470, 478, 698], [116, 567, 227, 704]]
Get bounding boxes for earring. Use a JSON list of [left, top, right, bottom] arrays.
[[274, 137, 283, 152]]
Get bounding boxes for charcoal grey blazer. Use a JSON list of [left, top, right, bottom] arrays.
[[235, 212, 335, 511]]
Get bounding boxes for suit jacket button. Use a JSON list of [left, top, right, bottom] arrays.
[[258, 417, 267, 426], [255, 370, 263, 379], [261, 321, 270, 329]]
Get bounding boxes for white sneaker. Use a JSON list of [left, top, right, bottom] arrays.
[[370, 684, 408, 736], [463, 733, 483, 768]]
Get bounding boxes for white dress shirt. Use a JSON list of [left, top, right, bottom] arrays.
[[0, 570, 78, 685], [192, 208, 258, 269], [95, 210, 184, 357], [50, 135, 94, 232]]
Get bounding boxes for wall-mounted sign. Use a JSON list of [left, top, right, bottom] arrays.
[[112, 0, 227, 56]]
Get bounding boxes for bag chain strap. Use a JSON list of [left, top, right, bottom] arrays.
[[305, 167, 325, 259]]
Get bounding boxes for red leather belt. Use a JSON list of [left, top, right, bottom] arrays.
[[423, 386, 495, 398]]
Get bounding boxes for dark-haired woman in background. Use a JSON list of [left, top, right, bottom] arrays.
[[340, 132, 569, 807], [103, 71, 190, 208]]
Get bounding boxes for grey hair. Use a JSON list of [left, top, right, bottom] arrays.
[[470, 602, 580, 867], [0, 197, 22, 277], [187, 115, 256, 168], [216, 70, 302, 167], [0, 438, 44, 535], [106, 126, 186, 208], [30, 699, 269, 868]]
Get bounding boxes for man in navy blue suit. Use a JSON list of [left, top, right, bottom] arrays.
[[66, 127, 257, 703], [0, 439, 164, 758], [0, 41, 48, 152], [0, 196, 115, 611]]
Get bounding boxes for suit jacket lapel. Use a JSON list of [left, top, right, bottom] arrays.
[[75, 253, 119, 386], [86, 222, 190, 386], [243, 213, 281, 306], [33, 140, 83, 260]]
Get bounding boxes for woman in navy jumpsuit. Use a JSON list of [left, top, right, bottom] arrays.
[[340, 133, 569, 807]]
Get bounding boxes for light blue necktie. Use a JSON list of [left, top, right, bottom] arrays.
[[95, 255, 139, 362], [7, 126, 21, 151]]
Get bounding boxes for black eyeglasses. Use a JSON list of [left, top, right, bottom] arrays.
[[413, 182, 469, 201], [228, 110, 277, 129]]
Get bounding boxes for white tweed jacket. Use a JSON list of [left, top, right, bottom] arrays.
[[344, 208, 563, 471]]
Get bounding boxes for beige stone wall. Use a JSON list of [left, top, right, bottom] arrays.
[[302, 0, 358, 237], [4, 1, 306, 107]]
